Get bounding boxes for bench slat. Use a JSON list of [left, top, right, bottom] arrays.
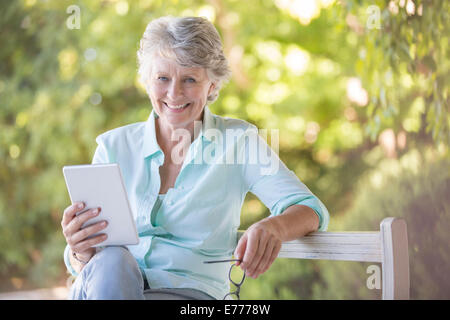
[[277, 251, 382, 262], [237, 231, 383, 263]]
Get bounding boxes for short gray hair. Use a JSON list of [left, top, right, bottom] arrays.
[[137, 16, 231, 104]]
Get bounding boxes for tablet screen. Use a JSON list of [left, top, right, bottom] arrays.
[[63, 163, 139, 247]]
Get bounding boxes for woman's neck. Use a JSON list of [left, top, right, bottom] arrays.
[[155, 118, 201, 165]]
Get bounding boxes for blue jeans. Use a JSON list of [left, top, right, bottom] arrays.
[[68, 246, 214, 300]]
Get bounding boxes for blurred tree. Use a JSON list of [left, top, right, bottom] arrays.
[[0, 0, 447, 298], [341, 0, 449, 146], [312, 150, 450, 299]]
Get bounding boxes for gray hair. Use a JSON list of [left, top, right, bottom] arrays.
[[137, 16, 231, 104]]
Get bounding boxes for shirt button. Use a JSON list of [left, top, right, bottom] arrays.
[[179, 186, 185, 190]]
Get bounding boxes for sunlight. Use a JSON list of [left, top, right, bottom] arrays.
[[284, 46, 310, 76], [305, 121, 320, 144], [115, 1, 129, 16], [58, 48, 78, 80], [290, 0, 320, 25], [9, 144, 20, 159], [275, 0, 334, 25], [255, 83, 289, 105], [197, 5, 216, 22], [346, 77, 368, 107], [16, 112, 29, 128], [255, 41, 283, 66], [286, 116, 306, 133]]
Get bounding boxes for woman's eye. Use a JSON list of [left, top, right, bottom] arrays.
[[185, 78, 196, 83], [158, 76, 168, 81]]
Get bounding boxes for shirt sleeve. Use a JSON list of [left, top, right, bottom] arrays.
[[64, 244, 78, 277], [241, 128, 329, 231]]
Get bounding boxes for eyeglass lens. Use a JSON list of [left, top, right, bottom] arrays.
[[224, 263, 246, 300]]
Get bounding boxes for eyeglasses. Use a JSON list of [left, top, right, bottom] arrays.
[[203, 259, 246, 300]]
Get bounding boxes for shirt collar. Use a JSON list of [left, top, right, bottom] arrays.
[[142, 105, 216, 159]]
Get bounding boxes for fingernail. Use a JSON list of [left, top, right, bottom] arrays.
[[78, 203, 84, 209], [93, 209, 98, 214]]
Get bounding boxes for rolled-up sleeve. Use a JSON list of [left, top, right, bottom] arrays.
[[241, 128, 329, 231]]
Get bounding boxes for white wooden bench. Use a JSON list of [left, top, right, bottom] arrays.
[[238, 217, 409, 300]]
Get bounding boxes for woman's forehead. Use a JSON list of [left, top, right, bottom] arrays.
[[152, 55, 206, 76]]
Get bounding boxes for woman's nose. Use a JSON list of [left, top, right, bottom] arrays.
[[167, 80, 183, 100]]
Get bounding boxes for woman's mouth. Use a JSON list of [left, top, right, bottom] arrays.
[[164, 102, 190, 111]]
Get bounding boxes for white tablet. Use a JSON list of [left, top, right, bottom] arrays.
[[62, 163, 139, 247]]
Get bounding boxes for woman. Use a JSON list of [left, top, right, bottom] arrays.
[[61, 16, 329, 300]]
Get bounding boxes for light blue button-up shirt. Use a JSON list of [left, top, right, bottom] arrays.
[[65, 106, 329, 299]]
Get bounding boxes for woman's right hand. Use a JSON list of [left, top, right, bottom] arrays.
[[61, 202, 108, 263]]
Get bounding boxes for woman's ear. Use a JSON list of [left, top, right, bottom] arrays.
[[208, 82, 216, 96]]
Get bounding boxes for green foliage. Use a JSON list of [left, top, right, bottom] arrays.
[[342, 0, 449, 145], [240, 258, 320, 300], [0, 0, 447, 296]]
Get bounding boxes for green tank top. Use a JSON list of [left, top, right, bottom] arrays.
[[150, 194, 165, 226]]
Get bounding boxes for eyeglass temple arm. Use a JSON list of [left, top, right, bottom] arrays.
[[203, 259, 242, 264]]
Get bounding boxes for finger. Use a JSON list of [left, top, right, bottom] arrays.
[[68, 220, 108, 246], [234, 233, 248, 267], [247, 233, 269, 277], [61, 202, 85, 227], [72, 233, 108, 253], [241, 230, 262, 273], [262, 241, 281, 274], [246, 229, 269, 273], [65, 207, 101, 236], [254, 239, 276, 277]]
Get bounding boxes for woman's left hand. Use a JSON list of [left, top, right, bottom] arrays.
[[233, 219, 282, 279]]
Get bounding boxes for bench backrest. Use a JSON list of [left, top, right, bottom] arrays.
[[238, 217, 409, 300]]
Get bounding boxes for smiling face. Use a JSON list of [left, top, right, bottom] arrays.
[[147, 55, 215, 131]]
